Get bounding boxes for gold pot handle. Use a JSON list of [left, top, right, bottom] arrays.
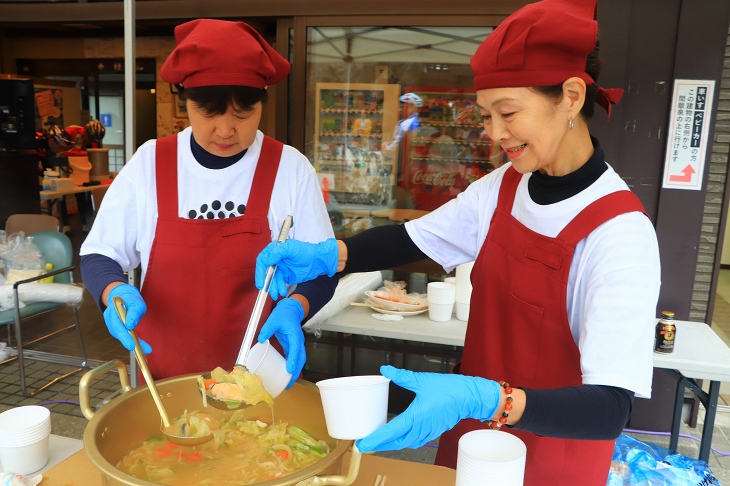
[[79, 359, 132, 420], [295, 444, 363, 486]]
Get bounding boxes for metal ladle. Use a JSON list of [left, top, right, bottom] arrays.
[[201, 215, 293, 411], [113, 296, 213, 446]]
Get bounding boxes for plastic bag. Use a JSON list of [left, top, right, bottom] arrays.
[[0, 233, 44, 284], [608, 434, 721, 485]]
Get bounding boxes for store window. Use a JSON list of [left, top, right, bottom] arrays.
[[305, 26, 506, 239]]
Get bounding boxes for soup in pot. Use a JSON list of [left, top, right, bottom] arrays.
[[117, 409, 330, 485]]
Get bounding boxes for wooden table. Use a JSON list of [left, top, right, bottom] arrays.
[[317, 309, 730, 462], [39, 185, 103, 221], [40, 446, 456, 485]]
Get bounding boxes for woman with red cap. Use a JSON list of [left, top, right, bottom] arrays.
[[79, 19, 335, 387], [254, 0, 660, 483]]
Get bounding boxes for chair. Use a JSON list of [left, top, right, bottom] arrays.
[[5, 214, 60, 235], [0, 231, 88, 396], [85, 185, 109, 229]]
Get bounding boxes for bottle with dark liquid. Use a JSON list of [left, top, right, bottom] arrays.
[[654, 310, 676, 353]]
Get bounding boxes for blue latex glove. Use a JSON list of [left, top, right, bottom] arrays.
[[356, 365, 501, 453], [103, 284, 152, 354], [255, 238, 339, 300], [257, 298, 306, 389]]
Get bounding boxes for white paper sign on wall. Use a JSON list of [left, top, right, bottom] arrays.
[[662, 79, 715, 191]]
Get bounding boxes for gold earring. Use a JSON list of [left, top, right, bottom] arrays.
[[569, 118, 574, 131]]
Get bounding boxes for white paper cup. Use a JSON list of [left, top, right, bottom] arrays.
[[0, 406, 51, 474], [427, 282, 456, 304], [456, 302, 470, 321], [316, 375, 390, 440], [429, 302, 454, 322], [456, 430, 526, 486], [245, 340, 292, 399], [0, 435, 50, 475]]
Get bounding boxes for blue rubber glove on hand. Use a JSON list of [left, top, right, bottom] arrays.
[[355, 365, 502, 453], [257, 298, 306, 389], [103, 284, 152, 354], [255, 238, 339, 300]]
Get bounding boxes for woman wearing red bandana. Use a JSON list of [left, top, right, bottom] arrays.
[[80, 19, 336, 387], [255, 1, 660, 483]]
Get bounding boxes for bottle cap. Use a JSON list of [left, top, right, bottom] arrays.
[[661, 310, 675, 318]]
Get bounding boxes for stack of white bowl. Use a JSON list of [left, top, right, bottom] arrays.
[[0, 405, 51, 474], [454, 262, 475, 321], [456, 430, 526, 486], [427, 282, 456, 322]]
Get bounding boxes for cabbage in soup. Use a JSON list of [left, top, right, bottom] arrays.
[[117, 410, 330, 485]]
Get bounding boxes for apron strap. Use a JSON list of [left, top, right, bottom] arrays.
[[496, 166, 522, 211], [155, 134, 179, 220], [557, 190, 647, 247], [245, 135, 284, 219]]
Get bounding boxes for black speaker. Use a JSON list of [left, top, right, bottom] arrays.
[[0, 78, 36, 150]]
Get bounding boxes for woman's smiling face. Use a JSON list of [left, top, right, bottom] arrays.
[[477, 87, 574, 176], [188, 100, 262, 157]]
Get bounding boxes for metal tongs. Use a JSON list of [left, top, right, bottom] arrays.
[[201, 215, 293, 410]]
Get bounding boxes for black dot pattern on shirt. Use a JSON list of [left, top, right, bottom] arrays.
[[186, 201, 246, 220]]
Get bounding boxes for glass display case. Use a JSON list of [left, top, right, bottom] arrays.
[[313, 82, 401, 203], [401, 87, 507, 210]]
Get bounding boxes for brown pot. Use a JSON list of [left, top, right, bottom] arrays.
[[79, 360, 361, 486]]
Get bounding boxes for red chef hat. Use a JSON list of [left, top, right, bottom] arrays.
[[161, 19, 290, 89], [471, 0, 622, 119]]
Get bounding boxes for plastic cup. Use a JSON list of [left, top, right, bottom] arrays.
[[0, 406, 51, 474], [316, 375, 390, 440], [456, 430, 526, 486], [429, 302, 454, 322], [245, 340, 292, 399], [456, 302, 470, 321]]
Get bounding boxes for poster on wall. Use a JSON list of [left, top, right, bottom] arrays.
[[662, 79, 715, 191], [34, 88, 64, 131]]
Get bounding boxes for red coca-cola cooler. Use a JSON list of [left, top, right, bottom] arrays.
[[400, 87, 506, 210]]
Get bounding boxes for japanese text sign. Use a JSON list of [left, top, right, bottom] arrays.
[[662, 79, 715, 190]]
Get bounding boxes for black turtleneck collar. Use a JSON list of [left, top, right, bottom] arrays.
[[190, 133, 247, 169], [527, 136, 607, 205]]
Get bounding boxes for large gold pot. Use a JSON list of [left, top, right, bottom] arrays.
[[79, 360, 361, 486]]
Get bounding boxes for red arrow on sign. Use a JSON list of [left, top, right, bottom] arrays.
[[669, 164, 696, 183]]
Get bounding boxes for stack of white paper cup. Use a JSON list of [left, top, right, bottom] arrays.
[[455, 262, 474, 321], [456, 430, 526, 486], [427, 282, 455, 322], [0, 405, 52, 474]]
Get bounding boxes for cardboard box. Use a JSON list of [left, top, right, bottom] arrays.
[[52, 177, 74, 191]]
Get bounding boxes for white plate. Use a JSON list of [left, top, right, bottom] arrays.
[[367, 304, 428, 316], [364, 291, 427, 311]]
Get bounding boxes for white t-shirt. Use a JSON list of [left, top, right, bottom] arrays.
[[406, 163, 661, 398], [80, 128, 334, 285]]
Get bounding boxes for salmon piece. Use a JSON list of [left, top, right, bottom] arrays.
[[210, 382, 244, 401]]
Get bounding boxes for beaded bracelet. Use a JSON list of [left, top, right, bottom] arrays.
[[488, 381, 513, 430]]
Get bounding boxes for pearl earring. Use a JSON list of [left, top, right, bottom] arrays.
[[569, 118, 574, 131]]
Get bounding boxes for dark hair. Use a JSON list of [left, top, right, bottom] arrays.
[[176, 85, 268, 116], [531, 40, 601, 121]]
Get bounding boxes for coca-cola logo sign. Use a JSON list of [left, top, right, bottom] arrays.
[[412, 170, 457, 187]]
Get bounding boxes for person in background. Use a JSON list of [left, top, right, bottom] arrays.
[[254, 0, 661, 483], [80, 19, 336, 385]]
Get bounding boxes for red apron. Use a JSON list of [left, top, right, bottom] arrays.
[[136, 134, 282, 380], [435, 167, 646, 485]]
